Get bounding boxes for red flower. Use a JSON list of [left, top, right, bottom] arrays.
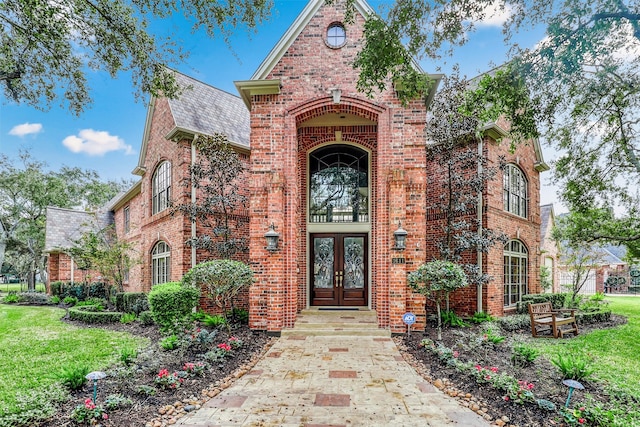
[[490, 366, 498, 373], [503, 396, 509, 401], [103, 414, 109, 420], [579, 418, 585, 424]]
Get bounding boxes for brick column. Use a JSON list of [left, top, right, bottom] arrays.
[[388, 169, 407, 333]]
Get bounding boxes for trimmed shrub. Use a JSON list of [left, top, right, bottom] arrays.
[[516, 293, 569, 314], [68, 305, 123, 323], [17, 292, 53, 305], [498, 314, 531, 332], [50, 281, 64, 296], [576, 309, 612, 324], [148, 282, 200, 331], [115, 292, 149, 314]]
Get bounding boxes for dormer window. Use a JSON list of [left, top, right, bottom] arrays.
[[326, 23, 346, 48]]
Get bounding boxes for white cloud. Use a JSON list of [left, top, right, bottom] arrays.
[[9, 122, 43, 137], [474, 1, 512, 28], [62, 129, 134, 156]]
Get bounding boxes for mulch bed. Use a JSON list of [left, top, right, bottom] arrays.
[[42, 316, 272, 427], [397, 315, 628, 427]]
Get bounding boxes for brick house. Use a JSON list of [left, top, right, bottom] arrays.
[[45, 0, 549, 333]]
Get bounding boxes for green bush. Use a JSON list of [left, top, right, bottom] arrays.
[[16, 292, 53, 305], [160, 335, 180, 350], [498, 314, 531, 332], [120, 313, 137, 324], [56, 364, 90, 391], [115, 292, 149, 315], [63, 296, 78, 306], [51, 295, 61, 304], [577, 309, 612, 324], [119, 347, 137, 366], [148, 282, 200, 331], [138, 311, 155, 326], [511, 343, 540, 367], [441, 310, 467, 327], [516, 293, 569, 313], [0, 384, 69, 427], [2, 292, 21, 304], [50, 281, 64, 296], [182, 260, 253, 316], [68, 305, 123, 323], [469, 311, 495, 324], [551, 353, 596, 381], [203, 314, 228, 328]]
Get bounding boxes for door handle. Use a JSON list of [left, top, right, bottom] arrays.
[[338, 271, 343, 288]]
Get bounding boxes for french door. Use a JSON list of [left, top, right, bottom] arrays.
[[310, 233, 367, 306]]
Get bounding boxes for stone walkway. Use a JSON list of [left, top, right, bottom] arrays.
[[177, 334, 489, 426]]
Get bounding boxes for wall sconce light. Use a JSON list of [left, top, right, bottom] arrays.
[[393, 221, 408, 250], [264, 223, 280, 252]]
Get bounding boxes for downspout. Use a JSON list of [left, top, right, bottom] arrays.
[[70, 255, 75, 285], [477, 138, 484, 313], [191, 135, 199, 268]]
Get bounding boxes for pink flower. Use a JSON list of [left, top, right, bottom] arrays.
[[475, 365, 482, 371], [103, 414, 109, 420], [527, 383, 534, 390], [579, 418, 585, 424], [229, 336, 238, 341], [452, 351, 459, 358], [218, 343, 232, 351], [490, 367, 498, 373], [485, 375, 491, 380], [157, 368, 169, 378], [503, 396, 509, 401], [580, 407, 585, 411]]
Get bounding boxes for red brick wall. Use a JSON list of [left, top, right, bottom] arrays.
[[247, 0, 429, 332]]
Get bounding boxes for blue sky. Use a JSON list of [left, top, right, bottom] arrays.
[[1, 0, 558, 208]]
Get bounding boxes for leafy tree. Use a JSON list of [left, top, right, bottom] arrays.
[[0, 0, 272, 114], [0, 151, 129, 289], [540, 265, 553, 293], [553, 212, 605, 306], [355, 0, 640, 246], [68, 225, 140, 293], [408, 260, 468, 340], [425, 72, 509, 310], [181, 259, 253, 327], [171, 134, 248, 259]]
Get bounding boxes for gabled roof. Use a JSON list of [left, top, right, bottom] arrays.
[[44, 207, 112, 253], [251, 0, 375, 81], [540, 204, 555, 241], [134, 71, 250, 175]]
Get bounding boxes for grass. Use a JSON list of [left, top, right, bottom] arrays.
[[0, 283, 46, 293], [530, 296, 640, 396], [0, 305, 147, 411]]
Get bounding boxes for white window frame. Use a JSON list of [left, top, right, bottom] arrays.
[[503, 164, 528, 218], [152, 161, 171, 214], [152, 241, 170, 286], [504, 240, 528, 307]]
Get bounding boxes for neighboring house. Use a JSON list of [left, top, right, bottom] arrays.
[[44, 0, 549, 333], [45, 206, 113, 285], [540, 204, 560, 293]]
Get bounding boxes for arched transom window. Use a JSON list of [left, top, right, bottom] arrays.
[[309, 144, 369, 223], [152, 241, 170, 286], [504, 240, 528, 307], [152, 161, 171, 214], [503, 164, 527, 218]]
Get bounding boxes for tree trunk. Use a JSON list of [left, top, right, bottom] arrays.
[[436, 302, 442, 341]]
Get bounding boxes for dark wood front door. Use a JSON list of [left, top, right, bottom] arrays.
[[310, 233, 367, 306]]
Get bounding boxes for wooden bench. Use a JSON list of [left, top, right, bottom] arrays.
[[528, 302, 579, 338]]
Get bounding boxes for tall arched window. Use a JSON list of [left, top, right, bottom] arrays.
[[152, 241, 170, 286], [503, 164, 527, 218], [152, 161, 171, 214], [309, 144, 369, 223], [504, 240, 528, 307]]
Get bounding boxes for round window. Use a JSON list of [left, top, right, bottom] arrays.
[[326, 23, 346, 48]]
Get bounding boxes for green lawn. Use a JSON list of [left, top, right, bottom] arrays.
[[0, 305, 147, 411], [531, 296, 640, 396], [0, 283, 46, 293]]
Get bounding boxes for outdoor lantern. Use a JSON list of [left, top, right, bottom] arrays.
[[264, 223, 280, 252], [86, 371, 107, 404], [562, 379, 584, 407], [393, 221, 408, 250]]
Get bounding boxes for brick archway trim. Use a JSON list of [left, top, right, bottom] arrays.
[[289, 95, 386, 126]]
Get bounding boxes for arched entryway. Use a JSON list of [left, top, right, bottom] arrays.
[[308, 144, 370, 306]]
